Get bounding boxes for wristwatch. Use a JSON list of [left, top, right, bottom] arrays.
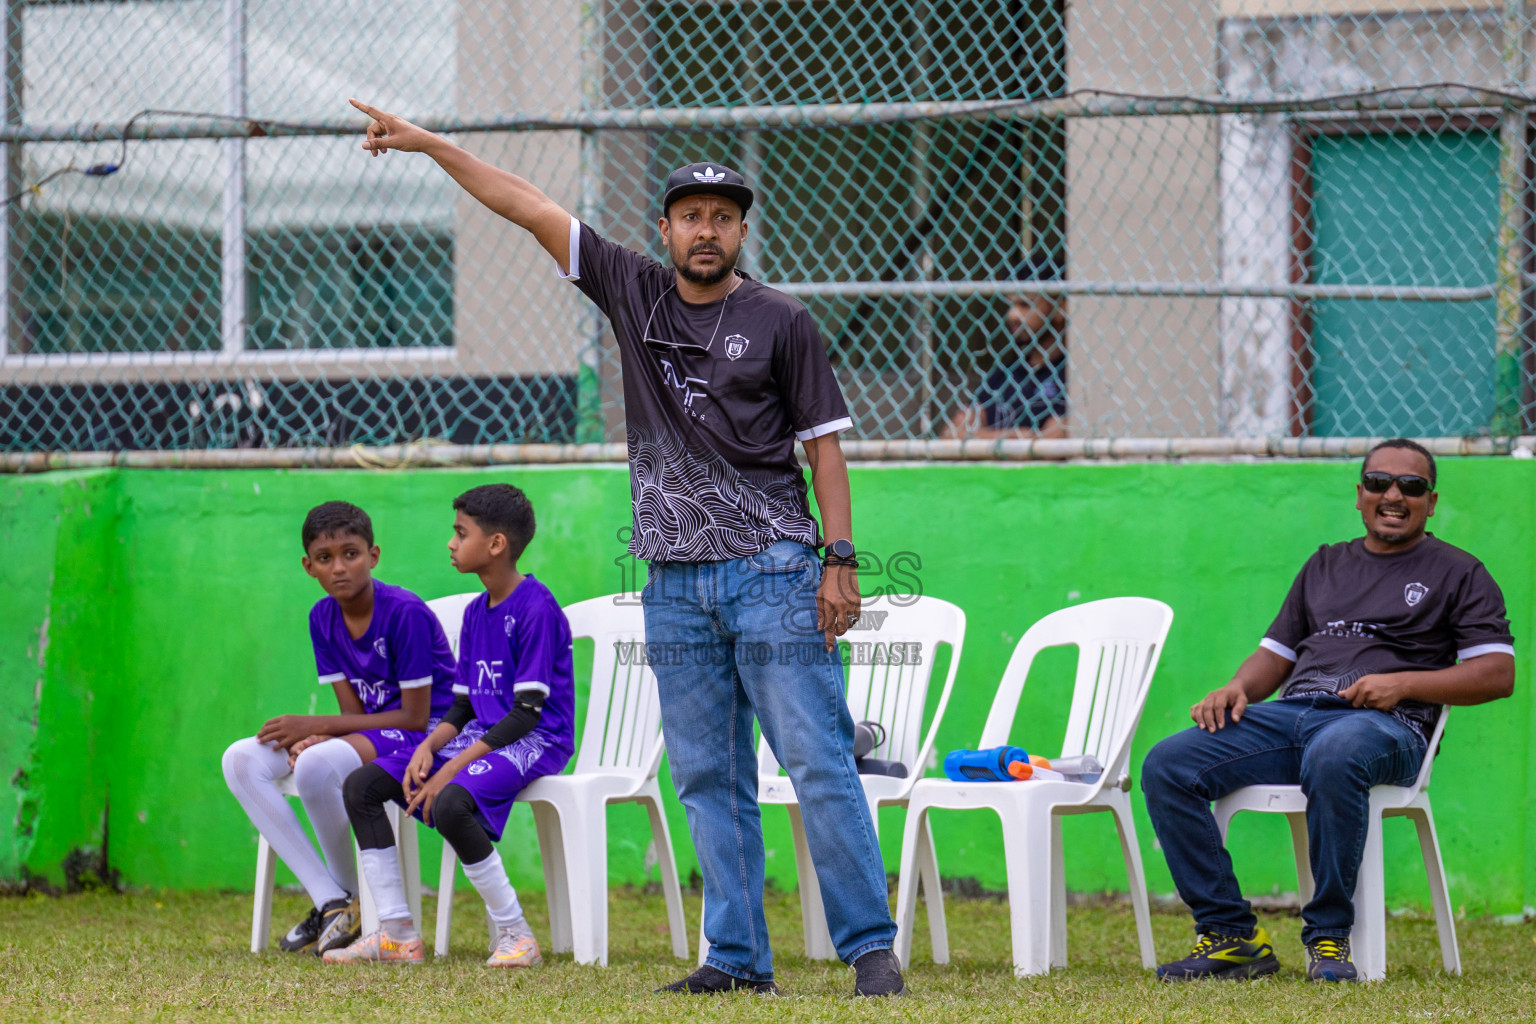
[[823, 538, 858, 567]]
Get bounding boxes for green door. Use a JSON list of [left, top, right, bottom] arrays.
[[1309, 130, 1499, 437]]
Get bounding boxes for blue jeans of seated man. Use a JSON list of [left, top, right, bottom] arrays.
[[1141, 695, 1427, 946], [642, 539, 897, 982]]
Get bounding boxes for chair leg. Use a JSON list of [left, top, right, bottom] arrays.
[[697, 899, 709, 967], [893, 801, 930, 968], [251, 837, 278, 953], [639, 792, 690, 960], [788, 803, 836, 960], [915, 813, 949, 965], [556, 805, 609, 966], [1407, 803, 1461, 974], [1350, 807, 1388, 982], [1110, 796, 1157, 970], [395, 810, 422, 930], [531, 802, 572, 955], [1287, 812, 1315, 905], [1049, 814, 1067, 968], [1001, 806, 1054, 977], [434, 842, 459, 958]]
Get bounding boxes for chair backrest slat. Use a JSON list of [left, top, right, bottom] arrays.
[[979, 598, 1173, 790], [758, 595, 966, 794]]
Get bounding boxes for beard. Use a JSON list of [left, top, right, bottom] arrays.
[[672, 241, 741, 286]]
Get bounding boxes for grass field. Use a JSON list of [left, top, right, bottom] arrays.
[[2, 887, 1532, 1022]]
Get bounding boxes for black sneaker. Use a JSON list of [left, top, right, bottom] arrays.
[[316, 896, 360, 954], [1157, 926, 1280, 981], [277, 905, 325, 954], [1305, 937, 1358, 982], [852, 948, 908, 997], [655, 965, 778, 996]]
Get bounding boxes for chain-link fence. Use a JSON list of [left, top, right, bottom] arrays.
[[3, 0, 1536, 455]]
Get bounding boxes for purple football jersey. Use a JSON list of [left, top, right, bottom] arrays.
[[309, 580, 457, 716], [451, 575, 576, 760]]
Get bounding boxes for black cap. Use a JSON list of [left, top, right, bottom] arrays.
[[661, 162, 754, 216]]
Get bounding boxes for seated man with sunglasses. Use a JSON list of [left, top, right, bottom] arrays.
[[1143, 437, 1515, 984]]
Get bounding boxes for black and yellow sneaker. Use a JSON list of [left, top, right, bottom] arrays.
[[1157, 926, 1280, 981], [277, 905, 325, 954], [1305, 937, 1357, 982], [316, 895, 361, 955]]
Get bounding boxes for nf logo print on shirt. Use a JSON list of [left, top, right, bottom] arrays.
[[693, 166, 726, 184], [1404, 582, 1429, 607], [476, 659, 504, 689], [724, 334, 750, 360], [659, 358, 709, 410]]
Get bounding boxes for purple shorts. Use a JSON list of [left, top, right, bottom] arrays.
[[356, 727, 427, 760], [373, 730, 570, 841]]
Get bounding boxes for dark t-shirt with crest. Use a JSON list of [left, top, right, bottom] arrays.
[[559, 218, 852, 563], [1262, 535, 1514, 737]]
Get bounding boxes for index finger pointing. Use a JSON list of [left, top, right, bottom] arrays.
[[349, 98, 385, 119]]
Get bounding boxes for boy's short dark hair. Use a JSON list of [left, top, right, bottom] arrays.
[[302, 501, 374, 552], [1364, 437, 1437, 488], [454, 484, 536, 561]]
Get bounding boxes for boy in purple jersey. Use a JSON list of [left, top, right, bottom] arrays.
[[327, 484, 576, 968], [222, 501, 457, 956]]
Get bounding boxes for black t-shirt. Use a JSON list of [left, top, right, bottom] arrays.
[[977, 353, 1067, 429], [561, 219, 852, 562], [1262, 535, 1515, 737]]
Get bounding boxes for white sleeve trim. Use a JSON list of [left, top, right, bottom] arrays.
[[398, 675, 434, 690], [555, 216, 581, 280], [1458, 642, 1516, 660], [513, 681, 551, 697], [452, 683, 470, 695], [318, 672, 347, 685], [794, 416, 854, 442], [1259, 637, 1298, 662]]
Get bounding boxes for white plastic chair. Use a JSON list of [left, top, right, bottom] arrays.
[[893, 596, 1173, 976], [697, 595, 965, 964], [1211, 707, 1459, 981], [434, 594, 688, 965]]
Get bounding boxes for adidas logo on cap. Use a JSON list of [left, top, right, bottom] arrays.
[[693, 166, 726, 184]]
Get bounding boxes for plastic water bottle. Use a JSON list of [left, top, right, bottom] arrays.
[[1048, 754, 1104, 782]]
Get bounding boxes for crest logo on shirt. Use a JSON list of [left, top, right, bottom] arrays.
[[504, 615, 516, 638], [1404, 582, 1429, 607], [466, 761, 491, 776], [724, 334, 750, 360], [373, 637, 387, 659], [693, 166, 726, 184]]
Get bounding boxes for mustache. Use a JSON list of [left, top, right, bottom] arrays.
[[688, 243, 725, 257]]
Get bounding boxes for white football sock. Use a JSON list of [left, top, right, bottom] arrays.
[[291, 739, 363, 901], [358, 846, 416, 937], [222, 736, 348, 909], [462, 853, 529, 935]]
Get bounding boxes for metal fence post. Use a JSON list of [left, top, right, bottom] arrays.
[[1496, 0, 1529, 434], [221, 0, 247, 355], [1, 0, 22, 358]]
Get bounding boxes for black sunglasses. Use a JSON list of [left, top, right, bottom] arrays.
[[1360, 471, 1432, 498]]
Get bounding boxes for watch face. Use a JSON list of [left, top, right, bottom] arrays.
[[828, 539, 855, 559]]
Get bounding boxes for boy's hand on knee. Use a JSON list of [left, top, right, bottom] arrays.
[[405, 765, 459, 826], [402, 744, 435, 802], [1190, 684, 1248, 732], [257, 714, 318, 750], [286, 734, 329, 768]]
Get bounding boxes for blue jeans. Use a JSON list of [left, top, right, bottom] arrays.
[[642, 539, 897, 981], [1142, 695, 1427, 944]]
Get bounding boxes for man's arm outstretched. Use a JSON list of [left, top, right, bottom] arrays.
[[349, 99, 572, 272]]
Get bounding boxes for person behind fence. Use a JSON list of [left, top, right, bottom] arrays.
[[944, 249, 1067, 440], [346, 99, 905, 997], [221, 501, 457, 956], [1141, 438, 1515, 983], [326, 484, 575, 968]]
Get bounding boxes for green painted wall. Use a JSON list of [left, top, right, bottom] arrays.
[[2, 460, 1532, 916]]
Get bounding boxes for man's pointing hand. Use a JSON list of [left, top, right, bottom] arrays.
[[349, 99, 435, 157]]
